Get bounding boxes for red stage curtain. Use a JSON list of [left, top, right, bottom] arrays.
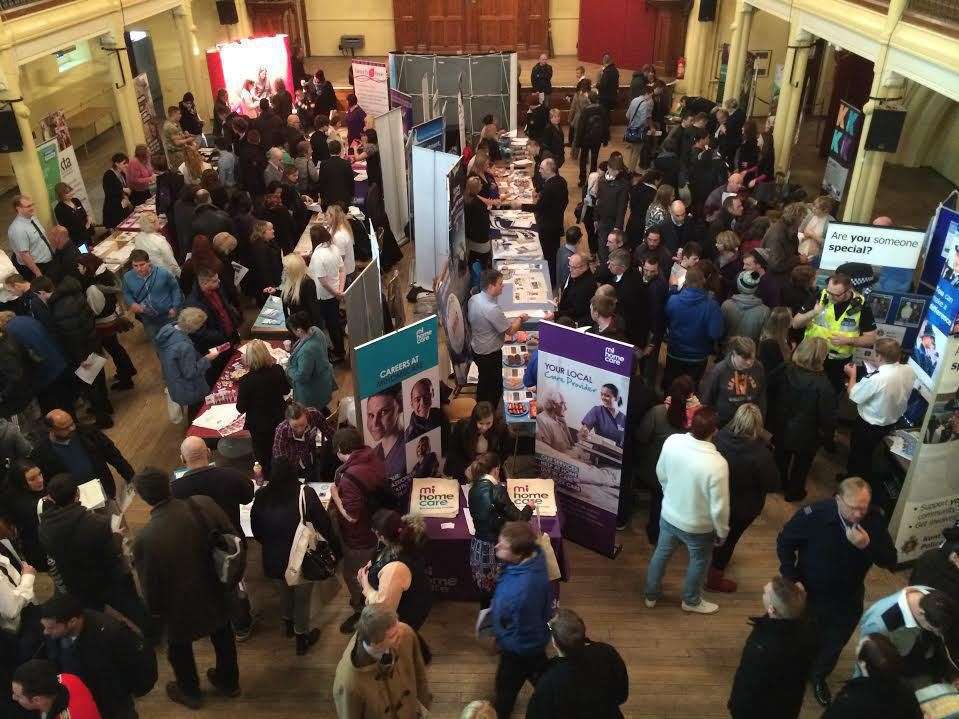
[[577, 0, 658, 71]]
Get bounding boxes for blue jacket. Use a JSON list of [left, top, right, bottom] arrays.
[[286, 326, 336, 410], [155, 324, 211, 406], [4, 315, 67, 388], [491, 548, 552, 655], [122, 266, 182, 322], [665, 287, 724, 361]]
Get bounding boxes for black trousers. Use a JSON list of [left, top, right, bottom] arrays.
[[711, 511, 761, 570], [578, 143, 600, 184], [250, 426, 276, 481], [645, 478, 663, 546], [540, 235, 560, 290], [167, 623, 239, 697], [847, 414, 894, 481], [582, 206, 598, 255], [824, 357, 849, 398], [808, 599, 862, 681], [474, 348, 504, 409], [775, 446, 817, 501], [101, 333, 137, 383], [319, 297, 345, 356], [640, 342, 661, 387], [661, 355, 708, 393], [494, 649, 548, 719]]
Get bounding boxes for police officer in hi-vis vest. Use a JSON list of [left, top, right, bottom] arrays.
[[790, 272, 878, 395]]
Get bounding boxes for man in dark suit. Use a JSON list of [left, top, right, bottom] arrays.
[[575, 91, 610, 186], [523, 158, 567, 287], [625, 170, 661, 248], [596, 54, 620, 115], [636, 255, 669, 384], [190, 190, 234, 242], [318, 139, 355, 210], [602, 249, 644, 347], [556, 252, 597, 326], [526, 137, 554, 194]]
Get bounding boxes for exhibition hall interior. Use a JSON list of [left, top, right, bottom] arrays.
[[0, 0, 958, 717]]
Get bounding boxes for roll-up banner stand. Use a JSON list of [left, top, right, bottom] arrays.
[[351, 59, 390, 117], [411, 146, 458, 289], [411, 117, 445, 151], [37, 112, 93, 218], [389, 89, 414, 135], [919, 196, 959, 294], [374, 109, 410, 246], [345, 257, 384, 353], [536, 321, 634, 558], [353, 315, 442, 502]]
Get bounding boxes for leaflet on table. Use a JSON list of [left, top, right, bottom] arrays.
[[507, 478, 557, 516], [192, 403, 244, 431]]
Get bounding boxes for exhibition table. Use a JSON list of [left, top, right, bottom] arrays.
[[251, 294, 288, 338], [418, 499, 566, 601], [186, 340, 287, 441]]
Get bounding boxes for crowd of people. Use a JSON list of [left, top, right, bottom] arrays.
[[0, 53, 954, 719]]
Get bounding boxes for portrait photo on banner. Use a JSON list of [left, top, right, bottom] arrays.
[[215, 36, 293, 111]]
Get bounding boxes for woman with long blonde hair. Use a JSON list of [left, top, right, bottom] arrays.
[[279, 253, 322, 328], [326, 204, 356, 279], [179, 144, 211, 185]]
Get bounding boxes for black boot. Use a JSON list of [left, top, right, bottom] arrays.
[[339, 611, 361, 635], [296, 628, 320, 655]]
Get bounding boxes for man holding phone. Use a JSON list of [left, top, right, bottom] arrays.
[[776, 477, 897, 707], [791, 273, 877, 395]]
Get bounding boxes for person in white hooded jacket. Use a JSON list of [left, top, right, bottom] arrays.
[[644, 405, 729, 615], [0, 513, 36, 635]]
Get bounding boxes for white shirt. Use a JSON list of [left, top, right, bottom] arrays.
[[332, 227, 356, 276], [849, 362, 916, 426], [134, 231, 181, 277], [0, 541, 34, 634], [309, 244, 343, 300], [0, 251, 17, 302], [656, 432, 730, 538]]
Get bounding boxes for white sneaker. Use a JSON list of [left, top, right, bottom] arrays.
[[682, 599, 719, 614], [644, 598, 657, 608]]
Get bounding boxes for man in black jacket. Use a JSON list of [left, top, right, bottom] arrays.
[[190, 190, 235, 242], [33, 409, 134, 499], [41, 594, 152, 719], [575, 91, 609, 186], [526, 608, 628, 719], [318, 139, 355, 210], [633, 226, 673, 275], [596, 54, 620, 114], [524, 93, 548, 142], [523, 158, 567, 286], [602, 249, 644, 347], [594, 155, 629, 265], [38, 474, 149, 634], [728, 577, 816, 719], [45, 225, 82, 284], [556, 252, 597, 327], [530, 54, 553, 107], [635, 255, 668, 385], [172, 436, 255, 641], [659, 200, 696, 256]]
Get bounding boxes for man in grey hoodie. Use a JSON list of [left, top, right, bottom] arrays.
[[699, 336, 767, 427], [721, 270, 770, 344]]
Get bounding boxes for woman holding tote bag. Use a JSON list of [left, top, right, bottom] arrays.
[[251, 458, 341, 655]]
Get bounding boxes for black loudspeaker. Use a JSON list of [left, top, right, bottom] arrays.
[[216, 0, 239, 24], [865, 109, 906, 152], [0, 109, 23, 153], [699, 0, 718, 21]]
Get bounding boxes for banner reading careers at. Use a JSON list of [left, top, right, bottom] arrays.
[[819, 221, 925, 271], [353, 315, 442, 501], [37, 111, 93, 218], [536, 321, 634, 557], [352, 60, 390, 117]]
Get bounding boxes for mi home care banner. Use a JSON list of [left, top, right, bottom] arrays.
[[354, 316, 442, 502], [536, 321, 633, 557]]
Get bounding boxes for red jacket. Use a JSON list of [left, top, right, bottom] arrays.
[[333, 447, 386, 550], [57, 674, 102, 719]]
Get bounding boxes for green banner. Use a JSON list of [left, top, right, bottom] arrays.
[[36, 138, 61, 209]]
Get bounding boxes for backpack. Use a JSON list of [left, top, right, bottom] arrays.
[[582, 109, 606, 146], [124, 627, 158, 697], [341, 470, 400, 515], [186, 498, 247, 588]]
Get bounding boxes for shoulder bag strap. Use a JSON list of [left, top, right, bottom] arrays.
[[185, 497, 211, 543]]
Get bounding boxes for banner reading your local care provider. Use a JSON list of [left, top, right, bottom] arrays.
[[536, 321, 633, 557], [819, 221, 925, 272], [353, 315, 442, 501]]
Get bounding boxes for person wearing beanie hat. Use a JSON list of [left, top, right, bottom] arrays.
[[132, 467, 241, 709], [38, 473, 151, 635], [743, 248, 781, 309], [721, 270, 770, 345]]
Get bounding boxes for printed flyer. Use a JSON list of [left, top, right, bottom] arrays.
[[535, 321, 633, 557]]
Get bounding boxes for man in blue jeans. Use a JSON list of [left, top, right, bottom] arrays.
[[644, 406, 729, 614]]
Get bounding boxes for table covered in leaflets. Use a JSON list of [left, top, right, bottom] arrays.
[[415, 485, 566, 601], [186, 340, 288, 441], [91, 197, 167, 273], [251, 294, 289, 338]]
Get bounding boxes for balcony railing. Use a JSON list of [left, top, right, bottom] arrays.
[[905, 0, 959, 35]]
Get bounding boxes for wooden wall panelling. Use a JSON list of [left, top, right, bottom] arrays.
[[426, 0, 466, 52], [394, 0, 420, 51]]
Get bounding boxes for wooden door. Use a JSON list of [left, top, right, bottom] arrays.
[[471, 0, 517, 52], [394, 0, 421, 51], [425, 0, 467, 53], [247, 0, 304, 49], [518, 0, 548, 56]]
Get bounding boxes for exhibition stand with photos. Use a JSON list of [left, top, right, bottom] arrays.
[[205, 35, 294, 116], [352, 315, 443, 501], [535, 321, 634, 558]]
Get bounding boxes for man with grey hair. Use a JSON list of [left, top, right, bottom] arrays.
[[527, 608, 628, 719], [536, 388, 576, 454], [521, 156, 567, 287], [727, 577, 815, 718], [332, 603, 431, 718], [263, 147, 285, 187]]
